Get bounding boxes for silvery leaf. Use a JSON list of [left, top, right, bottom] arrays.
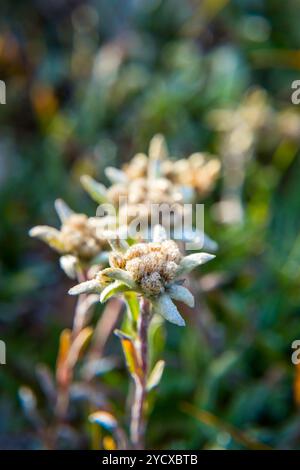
[[202, 233, 218, 252], [176, 253, 215, 277], [167, 284, 195, 308], [152, 294, 185, 327], [100, 280, 132, 303], [59, 255, 78, 279], [101, 267, 136, 289], [105, 166, 128, 184], [68, 279, 102, 296], [29, 225, 64, 252], [54, 199, 74, 222], [80, 175, 108, 204]]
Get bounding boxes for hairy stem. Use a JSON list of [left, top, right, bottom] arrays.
[[130, 297, 150, 449]]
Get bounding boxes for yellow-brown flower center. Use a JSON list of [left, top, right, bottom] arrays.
[[110, 240, 182, 296], [61, 214, 105, 260]]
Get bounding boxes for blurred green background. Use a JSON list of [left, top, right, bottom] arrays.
[[1, 0, 300, 449]]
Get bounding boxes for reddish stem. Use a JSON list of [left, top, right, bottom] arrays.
[[130, 297, 150, 449]]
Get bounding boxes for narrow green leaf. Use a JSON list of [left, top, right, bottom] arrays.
[[124, 291, 140, 323], [100, 280, 132, 303], [147, 360, 165, 391]]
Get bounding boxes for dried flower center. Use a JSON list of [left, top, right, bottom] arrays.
[[61, 214, 105, 260], [110, 240, 182, 296], [163, 153, 220, 197]]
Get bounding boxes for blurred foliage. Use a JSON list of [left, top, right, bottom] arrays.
[[1, 0, 300, 449]]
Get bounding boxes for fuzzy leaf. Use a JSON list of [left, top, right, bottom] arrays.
[[147, 360, 165, 391], [59, 255, 78, 279], [80, 175, 108, 204], [152, 294, 185, 327], [167, 284, 195, 308], [29, 225, 64, 252], [105, 166, 128, 184], [100, 280, 132, 303], [176, 253, 215, 277], [101, 268, 136, 289], [202, 234, 218, 252], [54, 199, 74, 222], [68, 279, 102, 296]]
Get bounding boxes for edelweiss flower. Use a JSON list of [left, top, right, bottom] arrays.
[[80, 135, 218, 252], [81, 135, 185, 226], [82, 134, 220, 204], [29, 199, 108, 278], [162, 152, 220, 198], [69, 225, 215, 326], [208, 88, 271, 155]]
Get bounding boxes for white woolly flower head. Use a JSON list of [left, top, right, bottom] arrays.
[[69, 225, 215, 327], [29, 199, 108, 278]]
